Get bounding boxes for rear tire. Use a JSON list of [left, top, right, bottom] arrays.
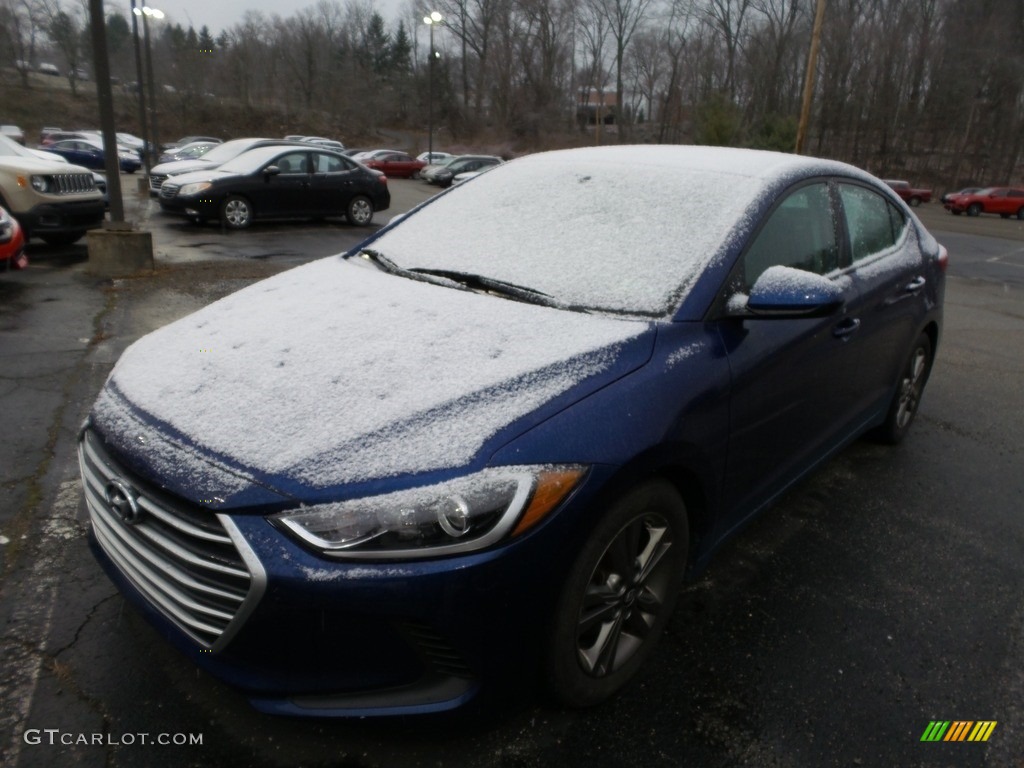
[[545, 480, 688, 708], [875, 333, 933, 445], [346, 195, 374, 226]]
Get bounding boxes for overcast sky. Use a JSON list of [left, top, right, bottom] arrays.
[[123, 0, 407, 37]]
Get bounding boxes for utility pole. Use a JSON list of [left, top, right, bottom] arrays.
[[88, 0, 125, 222], [795, 0, 827, 155]]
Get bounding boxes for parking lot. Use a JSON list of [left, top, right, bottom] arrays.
[[1, 187, 1023, 767]]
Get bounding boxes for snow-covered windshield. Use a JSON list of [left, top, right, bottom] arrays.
[[370, 146, 787, 317]]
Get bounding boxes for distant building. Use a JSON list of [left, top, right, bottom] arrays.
[[577, 88, 617, 126]]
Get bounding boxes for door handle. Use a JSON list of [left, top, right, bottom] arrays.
[[904, 276, 926, 293], [832, 317, 861, 338]]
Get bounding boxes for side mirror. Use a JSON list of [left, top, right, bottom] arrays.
[[739, 265, 844, 318], [264, 165, 281, 177]]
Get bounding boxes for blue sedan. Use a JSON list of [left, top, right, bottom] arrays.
[[79, 146, 946, 718], [42, 138, 141, 173]]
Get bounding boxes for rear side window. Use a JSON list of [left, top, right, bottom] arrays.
[[839, 184, 907, 263], [313, 153, 347, 173], [742, 182, 839, 289]]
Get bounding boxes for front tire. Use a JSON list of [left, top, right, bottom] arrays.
[[346, 195, 374, 226], [909, 196, 921, 207], [875, 332, 933, 444], [967, 203, 982, 217], [545, 480, 688, 708], [221, 195, 252, 230]]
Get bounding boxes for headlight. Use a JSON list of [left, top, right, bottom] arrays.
[[30, 175, 51, 193], [271, 465, 586, 560], [178, 181, 212, 197]]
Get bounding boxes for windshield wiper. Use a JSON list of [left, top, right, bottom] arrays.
[[409, 268, 559, 308], [358, 253, 573, 310]]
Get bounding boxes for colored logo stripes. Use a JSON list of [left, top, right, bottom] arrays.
[[920, 721, 997, 742]]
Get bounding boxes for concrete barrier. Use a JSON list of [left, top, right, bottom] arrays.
[[86, 225, 154, 277]]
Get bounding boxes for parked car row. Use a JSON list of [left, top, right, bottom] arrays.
[[942, 187, 1024, 218]]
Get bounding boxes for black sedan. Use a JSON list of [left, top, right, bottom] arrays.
[[158, 146, 390, 229]]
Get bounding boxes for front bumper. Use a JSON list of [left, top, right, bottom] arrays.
[[18, 199, 105, 236], [80, 427, 594, 717]]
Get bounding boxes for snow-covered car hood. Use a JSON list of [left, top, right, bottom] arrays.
[[92, 257, 652, 506], [160, 167, 236, 186], [150, 158, 217, 176]]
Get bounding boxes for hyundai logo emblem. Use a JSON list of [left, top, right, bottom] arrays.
[[104, 479, 143, 525]]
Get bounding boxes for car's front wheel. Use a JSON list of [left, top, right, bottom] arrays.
[[875, 332, 933, 444], [545, 480, 688, 708], [909, 196, 921, 207], [967, 203, 982, 217], [346, 195, 374, 226], [221, 195, 253, 230]]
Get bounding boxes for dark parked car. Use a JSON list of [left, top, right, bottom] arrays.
[[148, 138, 306, 194], [158, 145, 390, 228], [81, 146, 945, 718], [42, 138, 141, 173], [360, 151, 426, 178], [943, 186, 1024, 218], [157, 141, 219, 164], [161, 135, 222, 151], [426, 154, 503, 187]]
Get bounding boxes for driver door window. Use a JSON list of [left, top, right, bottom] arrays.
[[742, 183, 839, 290]]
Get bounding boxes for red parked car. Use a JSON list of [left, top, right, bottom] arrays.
[[883, 179, 932, 207], [360, 151, 426, 179], [944, 187, 1024, 219], [0, 205, 28, 271]]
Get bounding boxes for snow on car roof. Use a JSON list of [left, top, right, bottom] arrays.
[[372, 145, 849, 316]]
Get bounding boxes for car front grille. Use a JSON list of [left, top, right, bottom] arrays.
[[51, 173, 97, 194], [149, 173, 167, 192], [159, 182, 179, 200], [79, 429, 265, 650]]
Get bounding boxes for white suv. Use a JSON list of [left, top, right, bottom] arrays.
[[0, 155, 105, 245]]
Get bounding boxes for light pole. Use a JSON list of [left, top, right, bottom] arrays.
[[134, 6, 164, 163], [129, 0, 151, 174], [423, 11, 442, 159]]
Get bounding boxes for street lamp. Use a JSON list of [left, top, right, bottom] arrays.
[[423, 11, 442, 159], [133, 5, 164, 164], [129, 0, 151, 173]]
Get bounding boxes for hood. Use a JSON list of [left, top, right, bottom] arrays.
[[93, 258, 653, 505], [0, 155, 94, 175], [150, 158, 217, 176], [162, 168, 234, 186]]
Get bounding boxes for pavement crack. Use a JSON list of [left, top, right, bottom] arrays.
[[50, 593, 119, 659]]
